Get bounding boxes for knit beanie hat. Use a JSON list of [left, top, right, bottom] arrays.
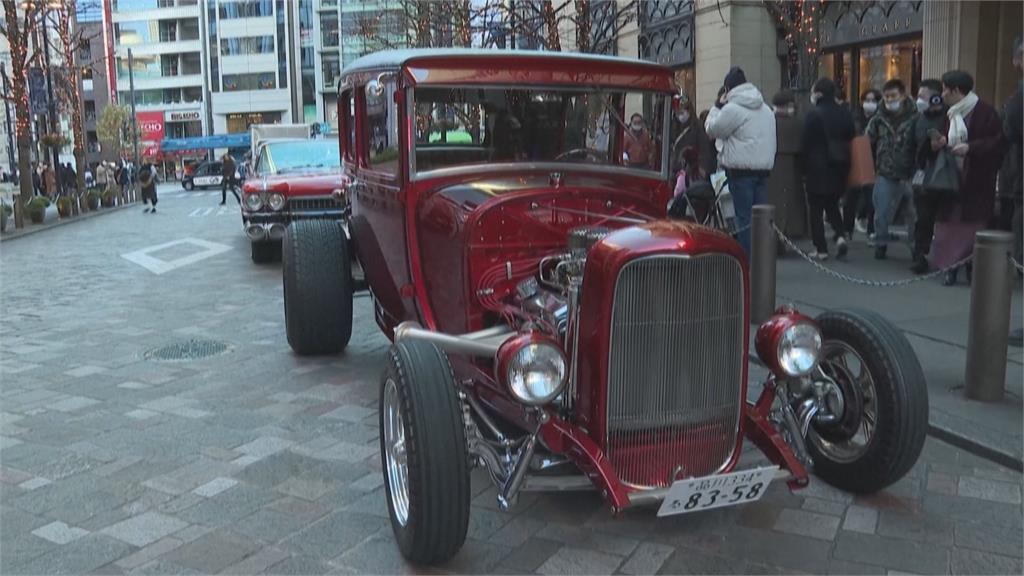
[[724, 66, 747, 91]]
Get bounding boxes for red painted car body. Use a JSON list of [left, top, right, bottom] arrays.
[[240, 140, 348, 245], [336, 49, 810, 511]]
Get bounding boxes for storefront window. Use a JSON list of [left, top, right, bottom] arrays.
[[859, 40, 921, 95], [227, 111, 282, 134]]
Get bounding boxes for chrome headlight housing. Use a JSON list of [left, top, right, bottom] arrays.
[[777, 323, 822, 377], [243, 192, 263, 211], [268, 192, 286, 211], [498, 337, 567, 406]]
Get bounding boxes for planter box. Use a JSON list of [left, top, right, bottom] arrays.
[[29, 210, 45, 224], [87, 197, 100, 210]]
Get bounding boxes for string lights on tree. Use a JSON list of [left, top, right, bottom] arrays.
[[766, 0, 824, 90]]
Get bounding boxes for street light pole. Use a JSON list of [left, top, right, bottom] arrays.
[[127, 47, 140, 170]]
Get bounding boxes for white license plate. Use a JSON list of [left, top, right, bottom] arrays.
[[657, 466, 777, 517]]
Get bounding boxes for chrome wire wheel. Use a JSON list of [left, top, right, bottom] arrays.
[[383, 377, 410, 526], [807, 340, 878, 463]]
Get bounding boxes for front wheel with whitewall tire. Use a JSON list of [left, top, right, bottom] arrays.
[[182, 180, 193, 191], [282, 220, 352, 355], [380, 340, 470, 565], [806, 308, 928, 494]]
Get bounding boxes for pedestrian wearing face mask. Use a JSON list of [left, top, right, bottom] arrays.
[[847, 89, 882, 236], [671, 99, 714, 177], [802, 78, 855, 260], [624, 113, 655, 169], [705, 66, 777, 255], [908, 79, 949, 274], [866, 79, 918, 260], [929, 70, 1006, 286], [767, 90, 806, 240]]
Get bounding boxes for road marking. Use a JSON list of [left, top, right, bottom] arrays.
[[187, 206, 236, 217], [121, 238, 232, 275]]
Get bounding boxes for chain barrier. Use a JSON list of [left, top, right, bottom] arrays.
[[771, 224, 974, 287]]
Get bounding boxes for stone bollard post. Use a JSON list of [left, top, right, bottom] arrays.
[[965, 230, 1014, 401], [751, 204, 777, 325]]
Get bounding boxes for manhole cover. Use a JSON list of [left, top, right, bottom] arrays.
[[145, 339, 231, 362]]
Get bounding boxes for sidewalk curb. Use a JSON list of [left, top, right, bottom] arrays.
[[0, 201, 138, 243], [747, 353, 1023, 472]]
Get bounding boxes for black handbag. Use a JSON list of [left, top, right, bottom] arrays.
[[923, 148, 961, 198]]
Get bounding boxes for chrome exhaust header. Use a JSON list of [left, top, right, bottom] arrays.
[[393, 322, 514, 357]]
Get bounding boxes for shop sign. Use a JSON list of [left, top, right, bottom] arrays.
[[820, 1, 923, 49], [167, 110, 201, 122], [137, 111, 165, 141]]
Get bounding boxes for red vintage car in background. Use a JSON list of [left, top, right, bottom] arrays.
[[281, 50, 928, 564], [240, 139, 348, 262]]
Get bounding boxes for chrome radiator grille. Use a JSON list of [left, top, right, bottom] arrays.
[[605, 254, 745, 488], [289, 196, 338, 212]]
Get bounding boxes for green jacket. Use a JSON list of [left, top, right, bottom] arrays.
[[865, 98, 918, 180]]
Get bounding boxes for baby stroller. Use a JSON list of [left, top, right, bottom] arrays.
[[667, 147, 736, 233]]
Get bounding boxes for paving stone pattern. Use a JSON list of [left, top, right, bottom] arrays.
[[1, 185, 1022, 575]]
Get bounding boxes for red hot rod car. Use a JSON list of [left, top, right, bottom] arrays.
[[281, 49, 928, 564]]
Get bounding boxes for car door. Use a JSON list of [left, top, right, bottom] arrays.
[[349, 75, 414, 326]]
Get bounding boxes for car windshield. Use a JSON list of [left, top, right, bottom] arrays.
[[260, 141, 340, 175], [413, 86, 668, 175]]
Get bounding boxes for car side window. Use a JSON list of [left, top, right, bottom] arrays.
[[366, 78, 399, 176], [340, 89, 354, 163]]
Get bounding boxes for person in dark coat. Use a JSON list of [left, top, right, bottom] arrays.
[[671, 99, 715, 177], [802, 78, 855, 260], [767, 90, 806, 238], [908, 79, 949, 274], [139, 162, 158, 213], [31, 163, 42, 196], [930, 70, 1006, 285]]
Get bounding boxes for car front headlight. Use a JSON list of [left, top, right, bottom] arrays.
[[244, 192, 263, 211], [499, 338, 567, 406], [268, 192, 286, 211], [777, 323, 822, 377]]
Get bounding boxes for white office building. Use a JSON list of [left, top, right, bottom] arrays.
[[205, 0, 295, 136], [112, 0, 207, 140]]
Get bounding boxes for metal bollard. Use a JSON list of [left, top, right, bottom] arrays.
[[965, 230, 1014, 402], [750, 204, 777, 325]]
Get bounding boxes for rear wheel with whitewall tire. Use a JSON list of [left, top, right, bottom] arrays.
[[806, 308, 928, 494], [282, 220, 352, 355], [380, 340, 470, 565]]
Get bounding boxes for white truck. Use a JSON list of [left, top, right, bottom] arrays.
[[250, 124, 313, 160]]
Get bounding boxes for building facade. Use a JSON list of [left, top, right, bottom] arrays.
[[112, 0, 207, 144], [77, 4, 117, 171]]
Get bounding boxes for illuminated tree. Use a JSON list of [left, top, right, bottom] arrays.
[[765, 0, 823, 91], [0, 0, 43, 228], [96, 104, 130, 160]]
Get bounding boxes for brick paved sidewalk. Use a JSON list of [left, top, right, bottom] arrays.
[[0, 192, 1020, 575]]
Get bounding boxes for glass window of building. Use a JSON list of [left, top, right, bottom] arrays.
[[322, 53, 340, 90], [117, 54, 161, 79], [115, 21, 156, 46], [219, 0, 274, 19], [182, 52, 202, 75], [158, 20, 177, 42], [222, 73, 277, 92], [183, 86, 203, 102], [321, 13, 339, 47], [180, 18, 200, 41], [208, 4, 219, 92], [220, 36, 275, 55]]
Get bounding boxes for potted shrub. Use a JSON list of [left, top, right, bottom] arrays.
[[27, 197, 49, 224], [100, 188, 115, 207], [87, 189, 101, 210], [57, 196, 74, 218], [0, 202, 11, 233]]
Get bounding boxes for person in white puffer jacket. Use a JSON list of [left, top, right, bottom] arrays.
[[705, 66, 777, 255]]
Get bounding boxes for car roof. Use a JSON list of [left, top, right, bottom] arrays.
[[342, 48, 669, 75]]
